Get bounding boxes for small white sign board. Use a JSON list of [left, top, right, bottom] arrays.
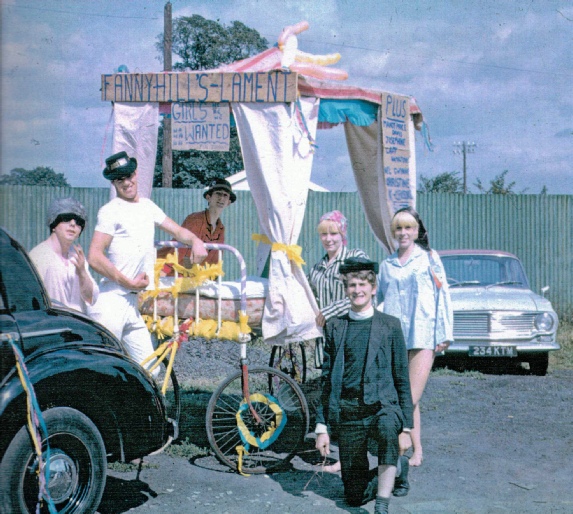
[[171, 102, 230, 152]]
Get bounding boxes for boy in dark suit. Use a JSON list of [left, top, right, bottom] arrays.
[[315, 257, 414, 514]]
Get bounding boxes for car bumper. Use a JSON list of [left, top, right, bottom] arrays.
[[440, 341, 561, 356]]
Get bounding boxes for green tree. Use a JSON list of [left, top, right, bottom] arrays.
[[417, 171, 463, 193], [0, 166, 70, 186], [155, 16, 269, 188], [474, 170, 528, 194], [156, 15, 269, 71]]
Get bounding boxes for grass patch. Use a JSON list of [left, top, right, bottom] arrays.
[[551, 318, 573, 370], [431, 367, 485, 379], [166, 437, 210, 459], [107, 461, 158, 472]]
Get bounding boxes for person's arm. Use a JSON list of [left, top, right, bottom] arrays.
[[159, 217, 208, 264], [70, 244, 98, 305], [429, 251, 454, 351], [88, 231, 149, 291], [390, 318, 414, 430], [315, 320, 337, 453]]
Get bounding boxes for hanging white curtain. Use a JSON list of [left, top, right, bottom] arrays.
[[232, 98, 322, 345], [110, 102, 159, 200]]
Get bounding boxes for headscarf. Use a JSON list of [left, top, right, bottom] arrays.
[[393, 206, 431, 251], [319, 210, 348, 246]]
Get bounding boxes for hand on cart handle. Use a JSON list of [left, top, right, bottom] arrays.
[[190, 238, 208, 264]]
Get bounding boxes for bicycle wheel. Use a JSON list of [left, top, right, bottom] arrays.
[[269, 343, 307, 384], [206, 366, 309, 474]]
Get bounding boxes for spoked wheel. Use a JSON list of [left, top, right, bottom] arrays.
[[269, 343, 307, 384], [206, 366, 309, 474]]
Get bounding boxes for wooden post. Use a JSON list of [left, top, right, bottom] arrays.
[[162, 2, 173, 188]]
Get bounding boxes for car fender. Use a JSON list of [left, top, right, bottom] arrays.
[[0, 346, 168, 460]]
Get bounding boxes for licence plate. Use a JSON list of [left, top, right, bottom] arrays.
[[469, 346, 517, 357]]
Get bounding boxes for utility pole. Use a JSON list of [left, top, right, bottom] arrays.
[[453, 141, 476, 194], [162, 2, 173, 188]]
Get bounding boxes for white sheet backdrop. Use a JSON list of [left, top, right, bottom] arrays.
[[232, 98, 323, 345], [109, 102, 159, 200]]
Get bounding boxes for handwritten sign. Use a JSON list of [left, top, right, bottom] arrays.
[[172, 102, 230, 152], [101, 71, 297, 103], [381, 93, 412, 212]]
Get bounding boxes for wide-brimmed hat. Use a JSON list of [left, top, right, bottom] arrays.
[[203, 178, 236, 203], [103, 151, 137, 181]]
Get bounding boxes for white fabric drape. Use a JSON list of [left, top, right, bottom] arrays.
[[344, 111, 396, 255], [110, 102, 159, 200], [232, 98, 323, 345]]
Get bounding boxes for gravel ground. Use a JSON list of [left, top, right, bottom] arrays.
[[101, 339, 573, 514]]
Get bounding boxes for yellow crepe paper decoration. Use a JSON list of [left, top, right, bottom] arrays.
[[155, 316, 175, 340], [190, 319, 218, 339], [252, 234, 305, 267], [145, 315, 251, 342], [239, 312, 251, 335]]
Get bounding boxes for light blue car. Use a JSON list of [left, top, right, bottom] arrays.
[[437, 250, 560, 375]]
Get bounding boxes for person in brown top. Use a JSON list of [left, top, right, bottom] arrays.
[[159, 178, 236, 268]]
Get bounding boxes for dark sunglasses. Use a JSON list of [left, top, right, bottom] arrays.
[[54, 213, 86, 229]]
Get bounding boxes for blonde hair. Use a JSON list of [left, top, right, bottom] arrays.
[[391, 211, 419, 238], [317, 219, 340, 234]]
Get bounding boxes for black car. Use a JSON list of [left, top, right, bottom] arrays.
[[0, 228, 179, 513]]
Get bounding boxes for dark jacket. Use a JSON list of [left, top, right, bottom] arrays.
[[316, 310, 414, 431]]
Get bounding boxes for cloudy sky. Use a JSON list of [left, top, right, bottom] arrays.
[[1, 0, 572, 193]]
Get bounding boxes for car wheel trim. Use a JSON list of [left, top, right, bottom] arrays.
[[22, 432, 97, 510], [1, 407, 107, 514]]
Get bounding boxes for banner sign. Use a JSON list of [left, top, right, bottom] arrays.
[[172, 102, 230, 152], [101, 71, 297, 103], [381, 93, 413, 212]]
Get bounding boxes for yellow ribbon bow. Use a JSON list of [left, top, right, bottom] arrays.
[[252, 234, 305, 267]]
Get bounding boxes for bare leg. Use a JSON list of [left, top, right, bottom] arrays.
[[377, 464, 397, 498], [407, 349, 435, 466], [322, 460, 341, 473]]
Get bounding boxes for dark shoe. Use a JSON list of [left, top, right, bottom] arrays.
[[393, 455, 410, 497], [374, 496, 390, 514], [361, 469, 379, 504]]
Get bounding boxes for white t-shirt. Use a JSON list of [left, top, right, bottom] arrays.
[[94, 197, 166, 294], [29, 240, 99, 313]]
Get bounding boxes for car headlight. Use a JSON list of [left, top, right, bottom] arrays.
[[535, 312, 555, 332]]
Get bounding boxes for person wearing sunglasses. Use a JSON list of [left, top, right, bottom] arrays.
[[87, 151, 207, 376], [29, 197, 98, 313]]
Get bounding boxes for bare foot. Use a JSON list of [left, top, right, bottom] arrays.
[[408, 452, 423, 467], [322, 461, 341, 473]]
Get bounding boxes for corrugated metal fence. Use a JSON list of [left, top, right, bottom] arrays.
[[1, 186, 571, 318]]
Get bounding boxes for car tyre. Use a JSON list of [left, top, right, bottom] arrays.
[[0, 407, 107, 514], [528, 353, 549, 376]]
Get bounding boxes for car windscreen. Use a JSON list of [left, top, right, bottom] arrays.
[[0, 237, 47, 313], [441, 255, 529, 288]]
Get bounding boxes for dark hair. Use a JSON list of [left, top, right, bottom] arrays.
[[393, 206, 430, 251]]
